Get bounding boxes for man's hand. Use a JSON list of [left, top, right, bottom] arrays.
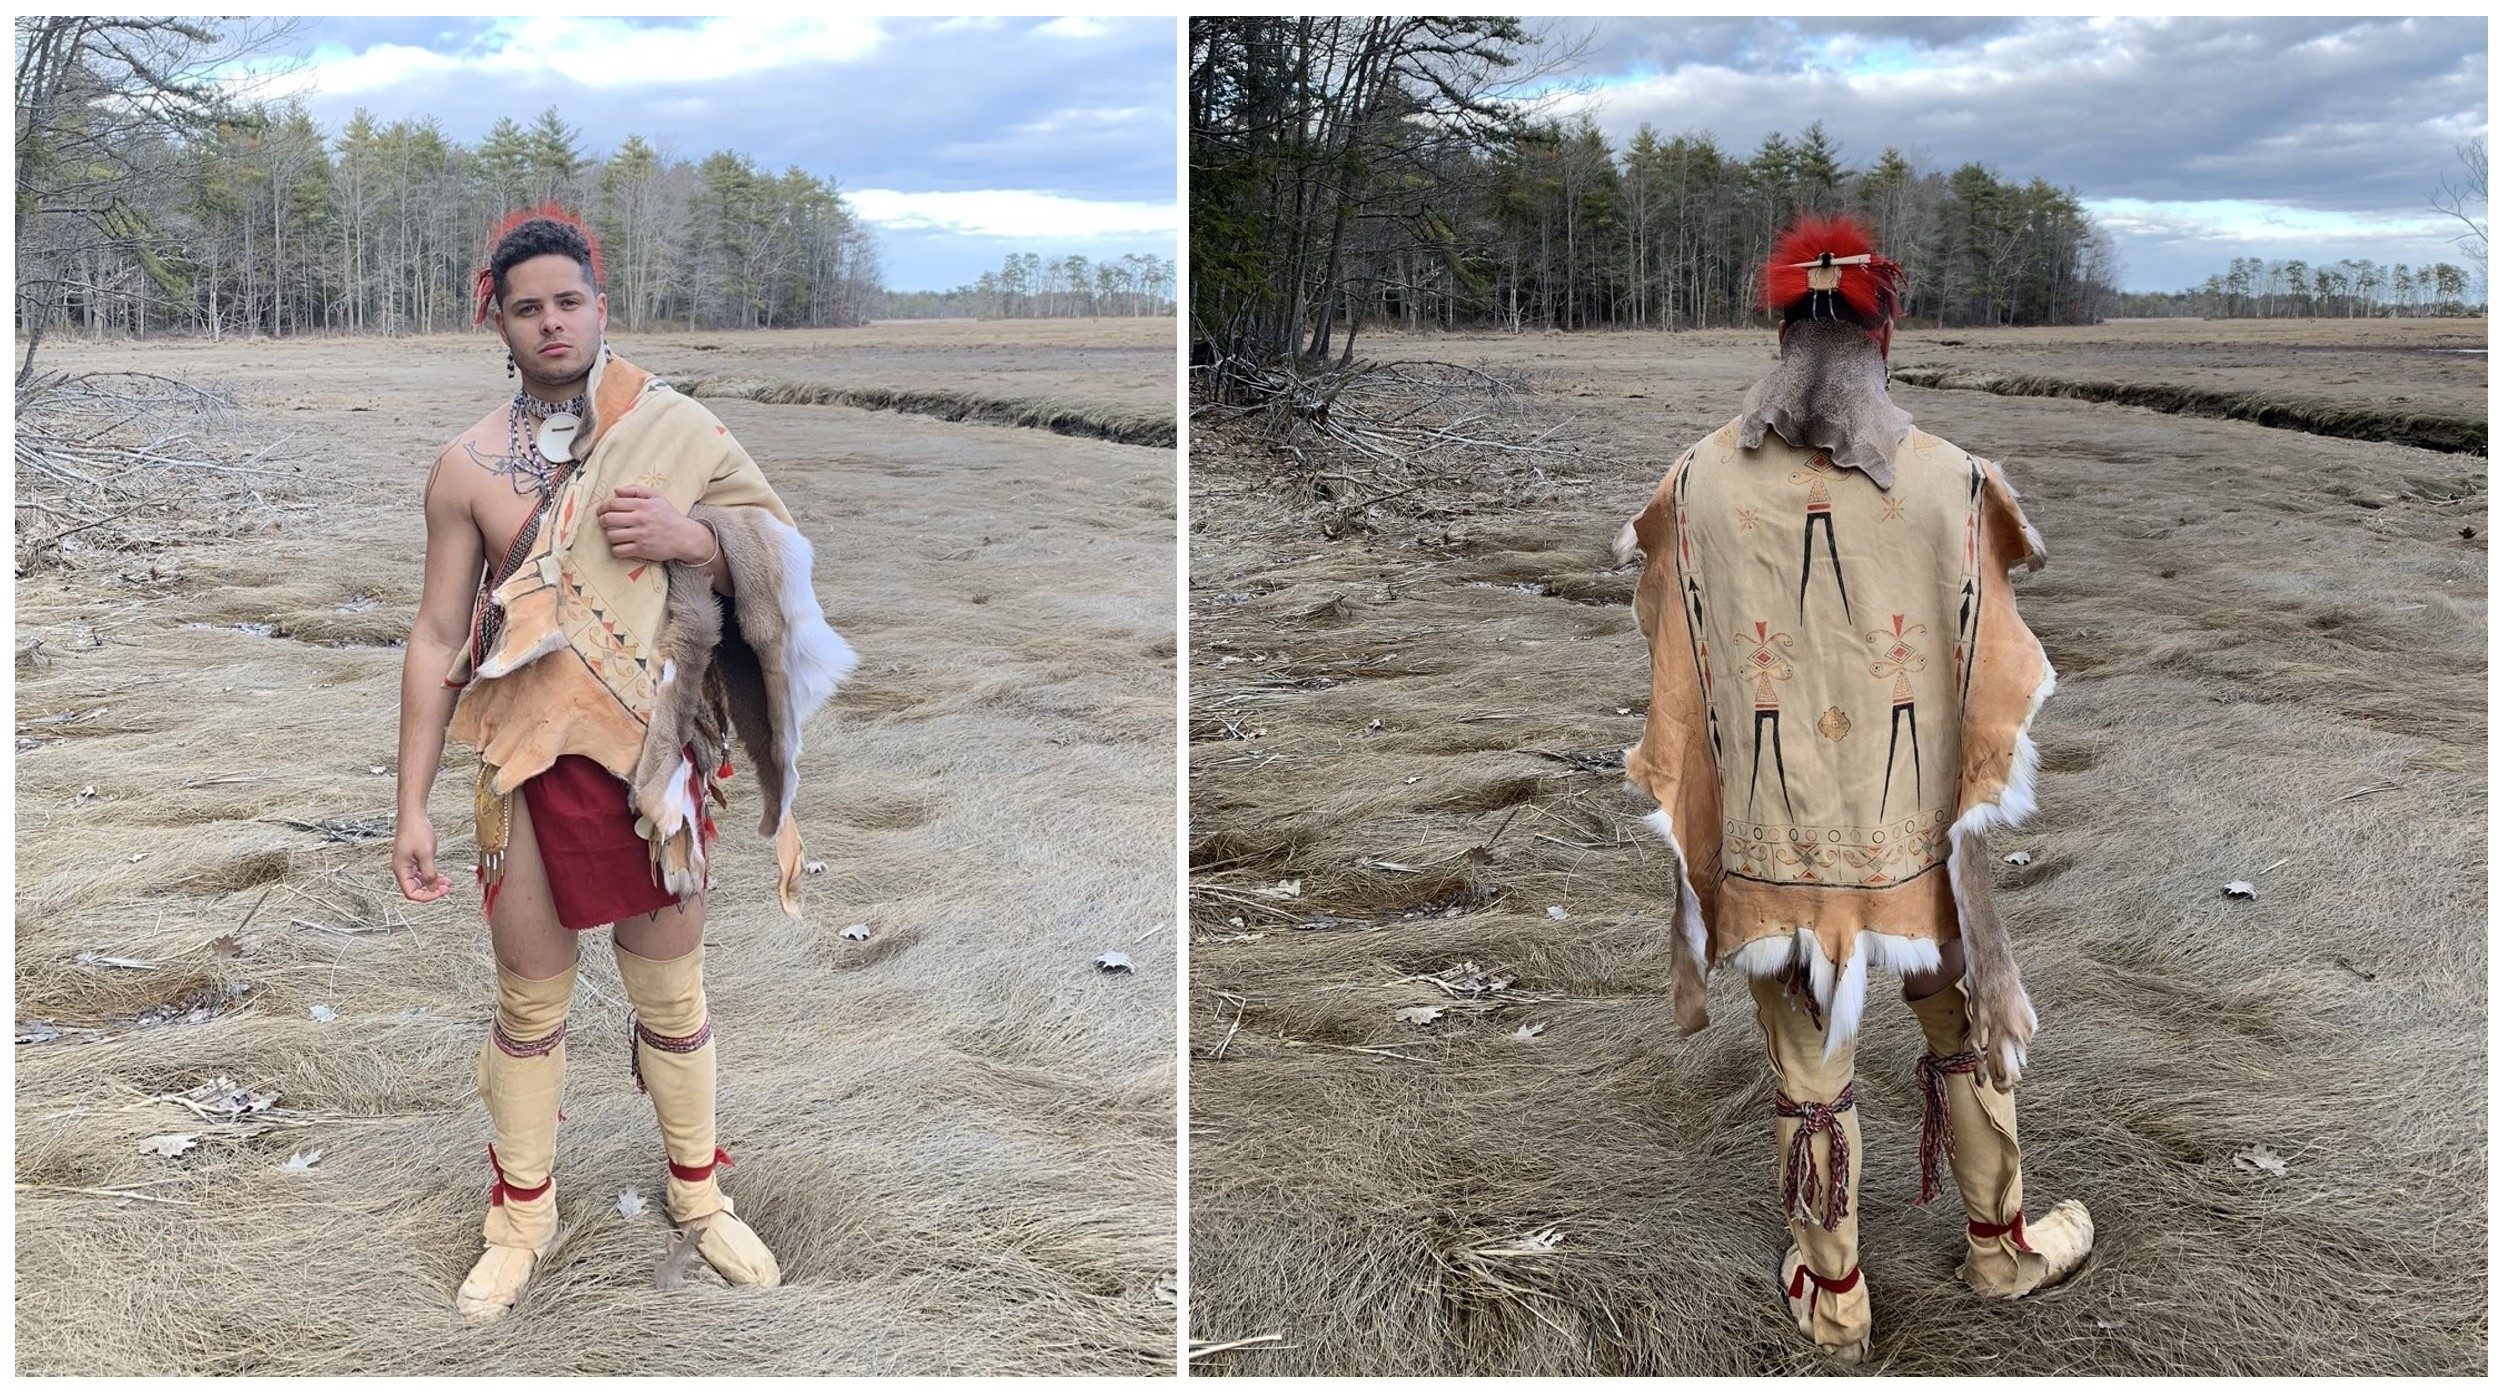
[[394, 813, 454, 902], [599, 484, 712, 564]]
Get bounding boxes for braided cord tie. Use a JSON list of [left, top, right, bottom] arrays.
[[486, 1144, 551, 1208], [1915, 1049, 1981, 1205], [1774, 1084, 1857, 1231], [491, 1017, 566, 1059], [626, 1012, 714, 1095], [1782, 957, 1827, 1031]]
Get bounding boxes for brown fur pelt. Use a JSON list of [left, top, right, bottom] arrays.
[[630, 553, 728, 806], [699, 503, 806, 834], [629, 503, 818, 840], [1951, 824, 2038, 1088], [1736, 319, 1914, 486]]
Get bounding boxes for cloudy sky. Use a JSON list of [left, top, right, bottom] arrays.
[[1532, 16, 2487, 293], [245, 16, 1176, 291]]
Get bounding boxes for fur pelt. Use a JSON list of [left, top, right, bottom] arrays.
[[630, 503, 857, 914], [1945, 667, 2056, 1086], [1638, 808, 1711, 1033], [1735, 320, 1914, 486], [1949, 826, 2035, 1088]]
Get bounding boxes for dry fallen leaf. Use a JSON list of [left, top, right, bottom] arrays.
[[141, 1133, 198, 1160], [653, 1225, 704, 1291], [617, 1188, 647, 1219], [1394, 1005, 1445, 1027], [2233, 1144, 2288, 1177], [281, 1149, 321, 1173], [2223, 881, 2258, 900], [2004, 850, 2034, 866], [1511, 1022, 1546, 1041], [1095, 952, 1135, 974], [208, 935, 244, 958], [166, 1077, 275, 1119], [309, 1004, 338, 1022], [840, 923, 871, 942]]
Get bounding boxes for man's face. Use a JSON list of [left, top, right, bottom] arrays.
[[495, 253, 606, 386]]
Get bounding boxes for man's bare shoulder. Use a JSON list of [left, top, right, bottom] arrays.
[[427, 404, 517, 497]]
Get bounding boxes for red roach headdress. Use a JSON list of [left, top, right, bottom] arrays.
[[473, 203, 607, 325], [1762, 213, 1902, 347]]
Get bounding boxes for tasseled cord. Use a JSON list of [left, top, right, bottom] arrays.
[[1775, 1085, 1857, 1231]]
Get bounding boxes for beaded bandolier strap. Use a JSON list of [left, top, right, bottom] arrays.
[[471, 391, 583, 903], [1775, 1085, 1857, 1231]]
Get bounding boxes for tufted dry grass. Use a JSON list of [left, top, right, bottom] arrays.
[[13, 324, 1178, 1376], [1186, 321, 2486, 1376]]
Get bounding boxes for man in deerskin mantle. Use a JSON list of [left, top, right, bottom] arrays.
[[1616, 213, 2092, 1361], [392, 208, 855, 1322]]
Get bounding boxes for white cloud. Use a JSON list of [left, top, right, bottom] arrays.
[[1036, 18, 1115, 41], [1012, 105, 1151, 137], [265, 17, 887, 99], [847, 188, 1176, 241], [2084, 197, 2466, 247]]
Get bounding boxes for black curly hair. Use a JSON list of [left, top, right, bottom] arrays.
[[488, 216, 601, 308]]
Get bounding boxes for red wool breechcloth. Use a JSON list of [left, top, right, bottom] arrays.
[[518, 753, 707, 931]]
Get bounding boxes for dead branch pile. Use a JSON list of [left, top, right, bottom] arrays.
[[13, 370, 295, 574], [1192, 357, 1579, 530]]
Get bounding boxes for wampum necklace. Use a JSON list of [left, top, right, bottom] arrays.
[[495, 387, 587, 497]]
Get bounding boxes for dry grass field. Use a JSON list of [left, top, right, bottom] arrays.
[[1186, 318, 2486, 1375], [13, 320, 1179, 1375]]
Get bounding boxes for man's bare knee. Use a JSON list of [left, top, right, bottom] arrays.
[[613, 896, 706, 961], [488, 794, 579, 979]]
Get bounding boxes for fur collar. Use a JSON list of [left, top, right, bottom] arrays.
[[1735, 321, 1913, 487]]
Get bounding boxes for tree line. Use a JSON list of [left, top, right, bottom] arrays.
[[880, 252, 1177, 320], [1190, 15, 2119, 370], [2112, 256, 2482, 319], [16, 16, 882, 378]]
